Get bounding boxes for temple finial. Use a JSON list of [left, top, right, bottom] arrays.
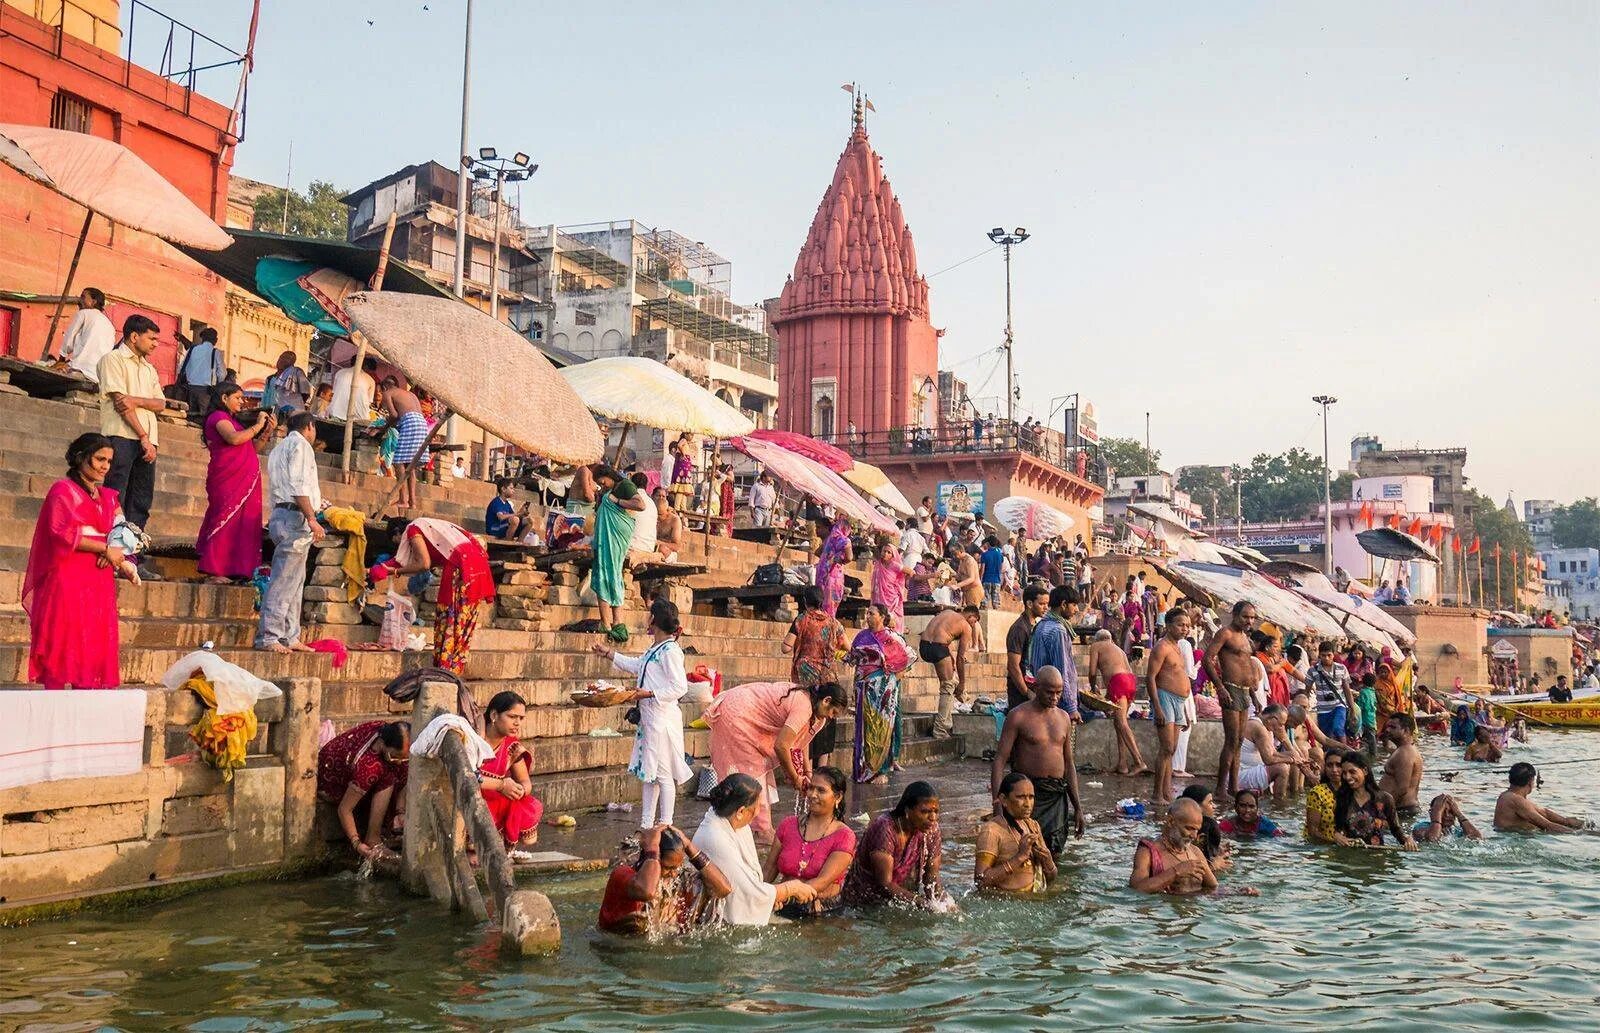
[[841, 82, 873, 130]]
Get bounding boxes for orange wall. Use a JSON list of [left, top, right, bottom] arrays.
[[0, 5, 233, 367]]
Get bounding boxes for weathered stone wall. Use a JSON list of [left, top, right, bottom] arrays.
[[0, 678, 324, 919]]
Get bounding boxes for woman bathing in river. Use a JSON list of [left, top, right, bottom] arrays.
[[597, 825, 731, 936], [763, 766, 856, 916], [842, 781, 952, 910], [974, 773, 1057, 893]]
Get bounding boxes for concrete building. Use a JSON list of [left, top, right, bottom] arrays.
[[1541, 547, 1600, 620], [1353, 440, 1473, 599], [0, 0, 241, 372], [1523, 499, 1557, 550], [768, 105, 1103, 532], [1103, 474, 1205, 526]]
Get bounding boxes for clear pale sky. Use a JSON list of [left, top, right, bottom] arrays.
[[152, 1, 1598, 505]]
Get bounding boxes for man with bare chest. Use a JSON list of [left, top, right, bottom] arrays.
[[993, 666, 1084, 854], [921, 606, 977, 740], [1203, 601, 1258, 796], [1147, 608, 1193, 803], [1379, 713, 1423, 824], [377, 376, 426, 511]]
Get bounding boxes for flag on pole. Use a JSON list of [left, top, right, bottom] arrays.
[[1387, 513, 1403, 529], [1493, 542, 1502, 559], [1469, 536, 1481, 555], [1429, 523, 1445, 545], [1407, 516, 1423, 537], [1452, 536, 1462, 553], [1359, 501, 1374, 528]]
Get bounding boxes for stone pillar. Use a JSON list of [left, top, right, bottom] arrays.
[[279, 677, 324, 860]]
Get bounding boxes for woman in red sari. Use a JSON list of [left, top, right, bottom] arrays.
[[479, 690, 544, 862], [24, 433, 133, 689], [369, 517, 496, 674], [196, 382, 274, 583]]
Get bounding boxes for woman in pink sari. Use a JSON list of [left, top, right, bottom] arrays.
[[24, 433, 133, 689], [871, 540, 910, 631], [197, 382, 274, 583], [703, 681, 847, 842]]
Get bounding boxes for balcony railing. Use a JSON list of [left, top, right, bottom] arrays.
[[823, 422, 1105, 483]]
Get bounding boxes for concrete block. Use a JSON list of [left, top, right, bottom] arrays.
[[1, 800, 147, 855], [302, 586, 346, 602], [0, 768, 159, 815], [230, 765, 286, 865], [497, 583, 548, 600], [162, 793, 232, 836], [309, 565, 348, 587], [306, 601, 362, 625], [502, 889, 561, 955], [502, 570, 547, 587]]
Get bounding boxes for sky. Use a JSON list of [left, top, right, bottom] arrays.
[[150, 1, 1598, 506]]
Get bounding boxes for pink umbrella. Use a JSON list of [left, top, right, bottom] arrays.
[[749, 428, 853, 473], [729, 436, 897, 534]]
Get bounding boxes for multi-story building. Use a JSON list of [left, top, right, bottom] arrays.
[[0, 0, 244, 373], [1541, 547, 1600, 620], [1103, 473, 1205, 526], [1523, 499, 1557, 550], [1353, 440, 1473, 601]]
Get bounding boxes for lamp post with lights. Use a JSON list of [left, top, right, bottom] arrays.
[[462, 148, 537, 319], [987, 226, 1029, 427]]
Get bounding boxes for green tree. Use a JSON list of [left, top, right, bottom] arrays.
[[1552, 497, 1600, 550], [1098, 437, 1160, 480], [1176, 465, 1234, 522], [1464, 490, 1536, 607], [252, 180, 349, 240], [1237, 447, 1346, 522]]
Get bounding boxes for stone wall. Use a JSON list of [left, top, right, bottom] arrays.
[[1387, 606, 1489, 688], [1487, 627, 1575, 683], [0, 678, 324, 919]]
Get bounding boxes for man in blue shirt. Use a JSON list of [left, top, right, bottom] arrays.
[[979, 535, 1005, 608], [485, 478, 529, 540], [1028, 585, 1082, 718]]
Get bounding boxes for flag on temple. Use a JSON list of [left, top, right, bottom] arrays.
[[1387, 513, 1403, 529], [1428, 523, 1445, 544], [1468, 536, 1481, 555], [1407, 516, 1423, 537], [1359, 501, 1374, 528], [1451, 536, 1462, 553]]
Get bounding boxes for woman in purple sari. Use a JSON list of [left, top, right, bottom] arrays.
[[848, 604, 912, 783], [197, 382, 274, 583], [814, 516, 853, 618]]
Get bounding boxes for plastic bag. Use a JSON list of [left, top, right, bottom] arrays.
[[378, 591, 416, 651]]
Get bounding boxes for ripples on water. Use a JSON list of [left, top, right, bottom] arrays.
[[2, 737, 1598, 1031]]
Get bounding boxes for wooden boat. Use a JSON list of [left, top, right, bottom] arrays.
[[1493, 698, 1600, 728]]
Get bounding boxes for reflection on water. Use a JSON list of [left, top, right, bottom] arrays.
[[2, 737, 1598, 1031]]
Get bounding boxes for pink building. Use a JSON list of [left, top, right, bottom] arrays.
[[773, 111, 939, 439]]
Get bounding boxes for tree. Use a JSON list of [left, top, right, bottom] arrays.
[[1176, 465, 1234, 522], [1237, 448, 1345, 522], [252, 180, 349, 240], [1098, 437, 1160, 481], [1552, 497, 1600, 551], [1464, 490, 1536, 607]]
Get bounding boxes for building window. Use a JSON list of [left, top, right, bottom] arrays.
[[813, 395, 835, 441], [50, 91, 93, 134]]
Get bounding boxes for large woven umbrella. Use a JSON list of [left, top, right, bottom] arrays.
[[1160, 560, 1345, 639], [2, 123, 232, 350], [729, 436, 897, 535], [343, 292, 604, 466], [993, 496, 1075, 539]]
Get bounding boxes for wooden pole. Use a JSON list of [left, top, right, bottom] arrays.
[[1477, 550, 1485, 611], [43, 210, 95, 357], [610, 421, 632, 468], [369, 407, 452, 520], [702, 437, 718, 556], [341, 211, 397, 481], [1495, 547, 1503, 609]]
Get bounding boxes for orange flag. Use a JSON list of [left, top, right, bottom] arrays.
[[1468, 536, 1481, 555], [1429, 523, 1445, 544], [1387, 513, 1403, 529], [1451, 536, 1462, 554], [1407, 516, 1423, 537], [1359, 501, 1374, 528]]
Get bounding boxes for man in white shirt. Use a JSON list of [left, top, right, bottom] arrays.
[[329, 356, 377, 422], [899, 521, 927, 569], [627, 471, 660, 560], [749, 470, 776, 527], [54, 287, 117, 382], [916, 497, 934, 535], [256, 412, 325, 652], [176, 327, 226, 414]]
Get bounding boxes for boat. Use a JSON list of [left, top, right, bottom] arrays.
[[1448, 688, 1600, 728]]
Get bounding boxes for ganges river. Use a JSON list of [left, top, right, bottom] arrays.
[[3, 733, 1598, 1031]]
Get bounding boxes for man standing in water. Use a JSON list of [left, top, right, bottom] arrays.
[[1087, 629, 1149, 776], [1379, 713, 1424, 825], [992, 666, 1085, 854], [921, 606, 979, 739], [1203, 601, 1258, 798], [1146, 607, 1193, 803], [1494, 763, 1587, 833]]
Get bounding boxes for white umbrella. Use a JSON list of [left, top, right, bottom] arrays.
[[841, 461, 914, 517], [559, 356, 754, 439], [993, 496, 1075, 539]]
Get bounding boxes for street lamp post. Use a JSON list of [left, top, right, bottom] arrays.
[[462, 149, 537, 319], [987, 226, 1029, 427], [453, 0, 473, 299], [1313, 394, 1338, 575]]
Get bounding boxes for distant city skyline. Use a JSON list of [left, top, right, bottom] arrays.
[[156, 0, 1598, 504]]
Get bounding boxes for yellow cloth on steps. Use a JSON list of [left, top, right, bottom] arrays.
[[185, 675, 258, 782], [320, 505, 369, 602]]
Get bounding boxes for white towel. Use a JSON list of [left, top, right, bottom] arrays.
[[0, 689, 145, 790], [409, 713, 494, 769]]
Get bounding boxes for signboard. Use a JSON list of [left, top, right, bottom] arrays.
[[937, 480, 986, 519], [1243, 532, 1323, 548], [1381, 483, 1403, 499], [1075, 400, 1099, 445]]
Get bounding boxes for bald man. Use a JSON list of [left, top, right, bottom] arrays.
[[993, 666, 1084, 854], [1129, 798, 1216, 896]]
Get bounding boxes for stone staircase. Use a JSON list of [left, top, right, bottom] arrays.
[[0, 391, 1007, 814]]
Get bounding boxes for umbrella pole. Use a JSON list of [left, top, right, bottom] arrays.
[[702, 437, 719, 556], [610, 422, 631, 468], [43, 210, 94, 358], [341, 212, 397, 482]]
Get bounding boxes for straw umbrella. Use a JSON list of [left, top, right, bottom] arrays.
[[0, 124, 232, 351], [343, 292, 604, 515]]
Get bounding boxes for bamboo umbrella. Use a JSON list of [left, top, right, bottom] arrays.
[[0, 124, 232, 351], [343, 292, 604, 514]]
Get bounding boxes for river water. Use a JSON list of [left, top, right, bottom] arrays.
[[3, 734, 1597, 1032]]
